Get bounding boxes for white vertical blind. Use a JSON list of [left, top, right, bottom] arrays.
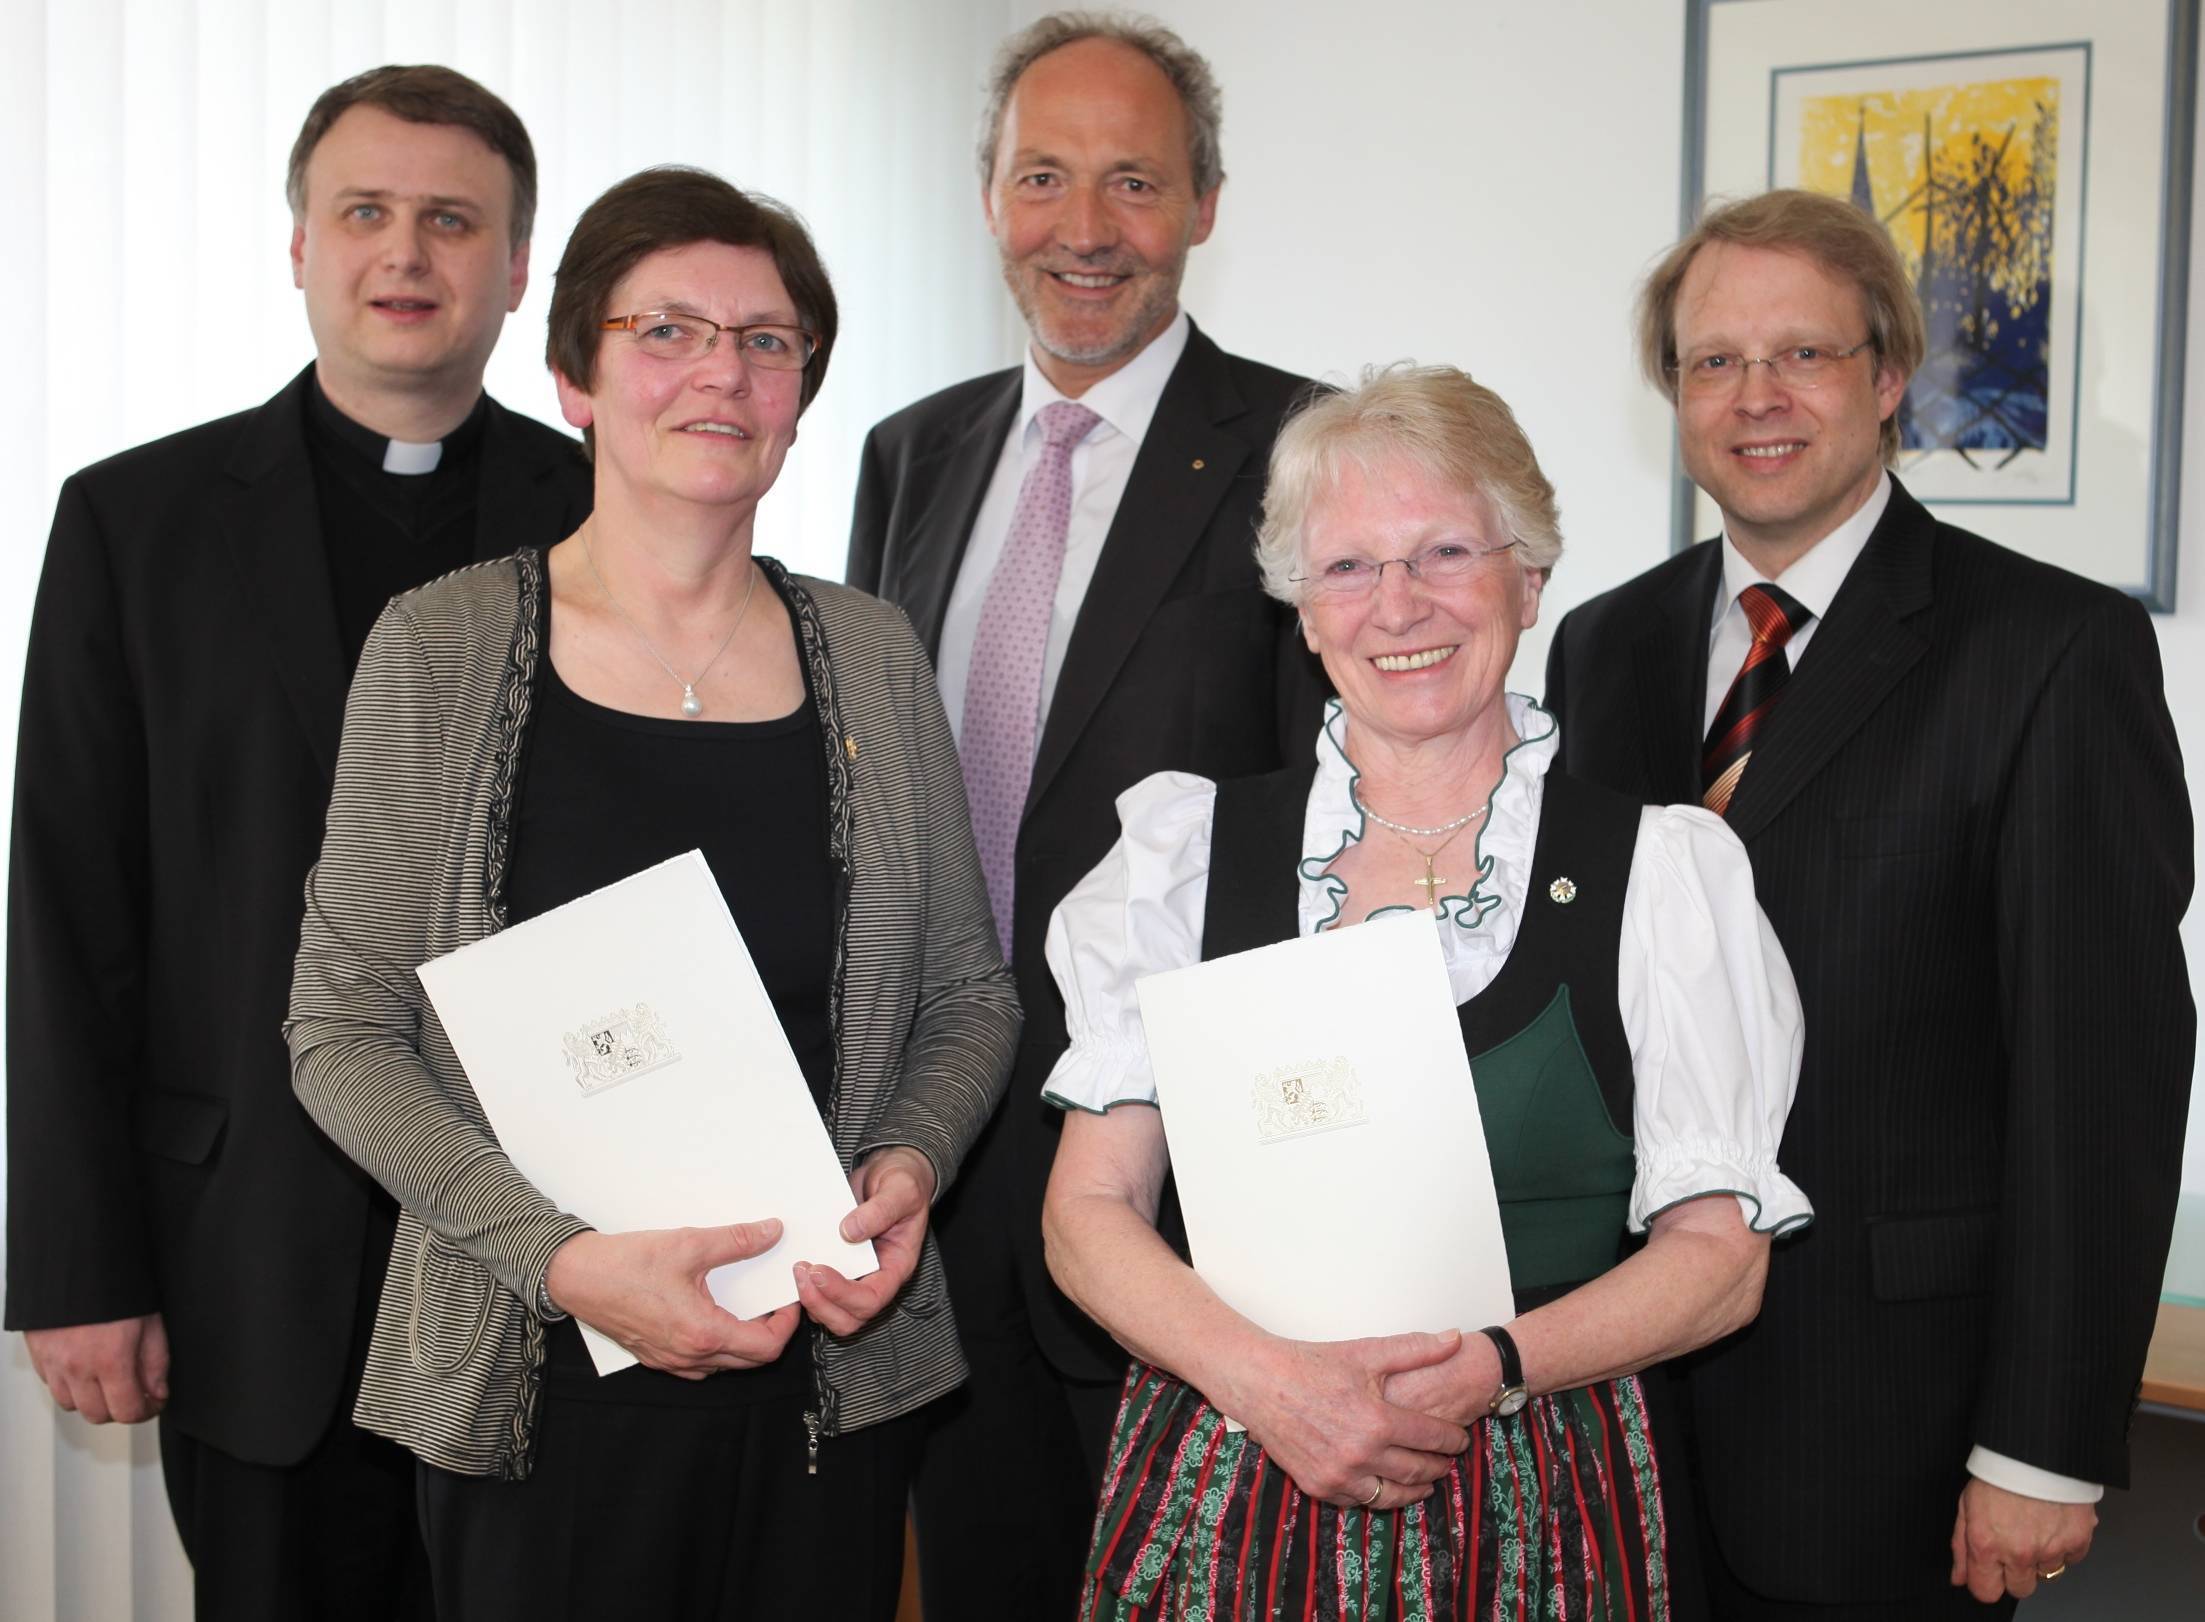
[[0, 4, 1015, 1616]]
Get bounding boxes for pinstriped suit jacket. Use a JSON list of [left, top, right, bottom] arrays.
[[286, 550, 1019, 1479], [1546, 479, 2194, 1604]]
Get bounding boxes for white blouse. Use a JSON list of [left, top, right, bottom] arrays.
[[1042, 695, 1813, 1236]]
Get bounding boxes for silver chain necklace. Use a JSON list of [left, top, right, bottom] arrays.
[[1356, 797, 1491, 839], [580, 527, 759, 718]]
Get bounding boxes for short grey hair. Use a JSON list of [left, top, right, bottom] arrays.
[[1255, 364, 1564, 604], [976, 11, 1225, 195]]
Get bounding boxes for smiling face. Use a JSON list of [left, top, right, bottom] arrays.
[[1672, 240, 1909, 571], [1297, 456, 1544, 757], [984, 37, 1218, 396], [553, 241, 804, 520], [290, 104, 527, 415]]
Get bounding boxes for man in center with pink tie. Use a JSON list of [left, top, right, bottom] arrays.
[[844, 11, 1327, 1617]]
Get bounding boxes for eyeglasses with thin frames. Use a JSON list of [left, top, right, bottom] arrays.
[[1668, 338, 1875, 396], [599, 311, 819, 371], [1290, 539, 1521, 599]]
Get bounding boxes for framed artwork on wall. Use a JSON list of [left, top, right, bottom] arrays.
[[1680, 0, 2198, 609]]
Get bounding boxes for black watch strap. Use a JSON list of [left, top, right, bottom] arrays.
[[1478, 1324, 1526, 1414], [1477, 1324, 1522, 1386]]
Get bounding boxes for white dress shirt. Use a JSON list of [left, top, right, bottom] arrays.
[[935, 312, 1192, 749], [1700, 470, 2100, 1505], [1701, 472, 1889, 731], [1042, 695, 1814, 1240]]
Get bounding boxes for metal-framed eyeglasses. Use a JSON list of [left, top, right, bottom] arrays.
[[1290, 540, 1522, 599], [1668, 338, 1875, 396], [600, 311, 819, 371]]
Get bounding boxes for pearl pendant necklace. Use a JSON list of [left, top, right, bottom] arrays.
[[581, 526, 758, 719]]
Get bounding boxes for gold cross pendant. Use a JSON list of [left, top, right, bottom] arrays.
[[1413, 857, 1446, 909]]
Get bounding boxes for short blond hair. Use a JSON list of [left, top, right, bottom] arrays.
[[1255, 364, 1562, 604], [1637, 188, 1925, 461]]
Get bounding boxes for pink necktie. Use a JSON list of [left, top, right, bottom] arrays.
[[961, 400, 1100, 955]]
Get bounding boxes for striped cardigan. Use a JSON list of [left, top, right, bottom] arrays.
[[286, 550, 1020, 1479]]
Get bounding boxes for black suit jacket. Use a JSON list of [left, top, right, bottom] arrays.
[[848, 321, 1329, 1378], [4, 366, 592, 1465], [1545, 479, 2193, 1604]]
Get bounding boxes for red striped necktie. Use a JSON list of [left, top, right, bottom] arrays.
[[1702, 582, 1812, 817]]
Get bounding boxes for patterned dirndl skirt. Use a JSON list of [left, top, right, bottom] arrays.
[[1080, 1362, 1676, 1622]]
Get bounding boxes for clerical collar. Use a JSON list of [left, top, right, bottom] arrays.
[[306, 376, 488, 476]]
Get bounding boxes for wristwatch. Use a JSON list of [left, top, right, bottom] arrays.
[[1479, 1325, 1528, 1417]]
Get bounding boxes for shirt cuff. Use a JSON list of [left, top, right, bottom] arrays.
[[1966, 1446, 2103, 1503], [1040, 1033, 1158, 1114], [1629, 1137, 1814, 1237]]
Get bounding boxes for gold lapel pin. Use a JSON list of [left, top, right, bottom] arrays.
[[843, 736, 858, 762], [1548, 876, 1578, 905], [1191, 457, 1206, 470]]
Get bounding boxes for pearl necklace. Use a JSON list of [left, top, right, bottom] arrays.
[[1356, 798, 1490, 839], [581, 527, 759, 718]]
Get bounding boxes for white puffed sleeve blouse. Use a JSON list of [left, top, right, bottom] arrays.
[[1042, 695, 1813, 1236]]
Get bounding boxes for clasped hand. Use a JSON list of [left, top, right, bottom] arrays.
[[1225, 1329, 1473, 1513], [543, 1146, 938, 1378]]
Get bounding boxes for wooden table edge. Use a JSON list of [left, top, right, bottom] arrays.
[[2139, 1301, 2205, 1412]]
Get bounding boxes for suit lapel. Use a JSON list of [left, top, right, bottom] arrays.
[[1632, 542, 1721, 802], [219, 367, 349, 781], [1027, 325, 1246, 811], [892, 375, 1020, 657], [1723, 482, 1935, 841], [475, 400, 585, 561]]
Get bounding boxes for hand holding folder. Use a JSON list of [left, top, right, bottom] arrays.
[[417, 852, 878, 1374], [544, 1219, 803, 1376], [792, 1146, 938, 1337]]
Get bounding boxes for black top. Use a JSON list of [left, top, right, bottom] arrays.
[[304, 377, 488, 665], [507, 647, 836, 1406]]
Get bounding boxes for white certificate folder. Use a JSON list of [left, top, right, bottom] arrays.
[[1134, 911, 1513, 1347], [416, 850, 875, 1375]]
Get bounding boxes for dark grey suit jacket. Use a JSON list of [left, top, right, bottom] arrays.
[[1545, 478, 2193, 1604], [847, 321, 1329, 1377], [5, 366, 592, 1464]]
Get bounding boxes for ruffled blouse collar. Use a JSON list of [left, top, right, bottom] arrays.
[[1296, 693, 1560, 999]]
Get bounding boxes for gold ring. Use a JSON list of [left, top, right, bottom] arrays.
[[2039, 1565, 2066, 1581], [1360, 1478, 1383, 1508]]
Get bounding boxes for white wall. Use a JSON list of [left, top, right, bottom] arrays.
[[2169, 25, 2205, 1201]]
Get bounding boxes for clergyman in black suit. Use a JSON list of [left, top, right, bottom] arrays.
[[1545, 188, 2193, 1618], [845, 12, 1325, 1616], [5, 65, 591, 1621]]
